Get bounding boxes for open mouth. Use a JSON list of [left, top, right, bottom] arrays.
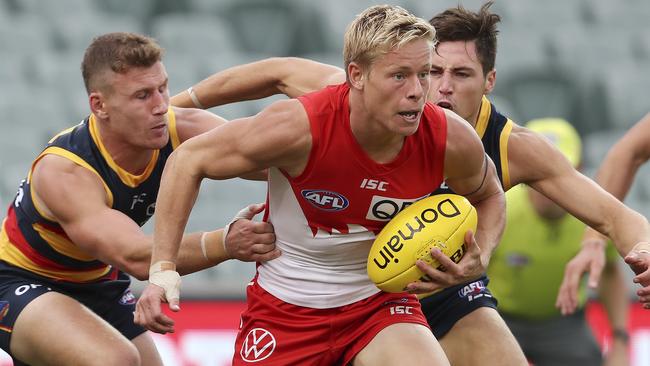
[[398, 110, 420, 123], [436, 101, 453, 110]]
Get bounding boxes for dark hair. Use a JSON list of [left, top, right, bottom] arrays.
[[429, 1, 500, 75], [81, 32, 164, 94]]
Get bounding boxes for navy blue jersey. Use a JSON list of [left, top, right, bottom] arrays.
[[435, 96, 514, 194], [0, 110, 180, 282]]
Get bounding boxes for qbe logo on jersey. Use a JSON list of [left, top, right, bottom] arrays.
[[240, 328, 276, 362], [365, 194, 428, 221]]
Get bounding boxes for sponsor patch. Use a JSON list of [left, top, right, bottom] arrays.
[[119, 289, 136, 305], [457, 280, 492, 302], [301, 190, 349, 211], [365, 194, 429, 221], [240, 328, 276, 362]]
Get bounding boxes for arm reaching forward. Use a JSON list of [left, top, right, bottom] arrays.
[[136, 99, 312, 333], [172, 57, 345, 108]]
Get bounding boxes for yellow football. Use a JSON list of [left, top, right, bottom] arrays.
[[367, 194, 477, 293]]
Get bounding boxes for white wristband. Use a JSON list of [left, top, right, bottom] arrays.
[[187, 87, 205, 109], [200, 231, 210, 260]]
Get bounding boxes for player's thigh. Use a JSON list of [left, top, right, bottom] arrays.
[[353, 323, 450, 366], [11, 291, 140, 366], [132, 332, 163, 366], [439, 307, 527, 366]]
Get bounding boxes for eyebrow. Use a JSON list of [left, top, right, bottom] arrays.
[[132, 78, 169, 95], [431, 65, 475, 73]]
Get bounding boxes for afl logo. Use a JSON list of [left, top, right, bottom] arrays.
[[240, 328, 276, 362], [119, 289, 136, 305], [301, 189, 349, 211]]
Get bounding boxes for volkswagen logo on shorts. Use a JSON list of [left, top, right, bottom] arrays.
[[240, 328, 276, 362]]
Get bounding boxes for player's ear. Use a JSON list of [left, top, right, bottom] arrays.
[[348, 62, 364, 90], [484, 69, 496, 94], [89, 92, 108, 119]]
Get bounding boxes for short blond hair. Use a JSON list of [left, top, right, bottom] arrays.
[[343, 5, 435, 73]]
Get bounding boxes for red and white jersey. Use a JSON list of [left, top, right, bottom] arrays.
[[259, 83, 447, 308]]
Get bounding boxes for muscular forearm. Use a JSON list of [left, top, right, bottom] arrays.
[[473, 190, 506, 265], [151, 149, 203, 268], [175, 230, 229, 275], [604, 205, 650, 256], [172, 58, 289, 109]]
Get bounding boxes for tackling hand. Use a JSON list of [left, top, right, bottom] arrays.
[[223, 203, 280, 262]]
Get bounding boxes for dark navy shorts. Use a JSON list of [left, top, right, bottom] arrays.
[[0, 262, 145, 357], [420, 274, 497, 338]]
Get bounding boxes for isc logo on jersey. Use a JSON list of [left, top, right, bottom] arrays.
[[301, 189, 349, 211]]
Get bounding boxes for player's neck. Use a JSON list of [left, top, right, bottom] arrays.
[[93, 116, 154, 175], [348, 96, 404, 164], [467, 109, 480, 129]]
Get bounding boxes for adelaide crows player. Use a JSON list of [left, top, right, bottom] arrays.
[[0, 32, 277, 366]]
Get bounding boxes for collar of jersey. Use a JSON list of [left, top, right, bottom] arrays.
[[474, 96, 491, 139], [88, 114, 159, 188]]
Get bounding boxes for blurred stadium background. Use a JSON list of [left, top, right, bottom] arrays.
[[2, 0, 650, 298], [2, 0, 650, 364]]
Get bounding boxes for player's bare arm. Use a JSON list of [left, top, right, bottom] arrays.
[[508, 124, 650, 257], [31, 155, 276, 280], [557, 114, 650, 312], [408, 109, 505, 293], [507, 125, 650, 307], [137, 100, 311, 333], [445, 109, 505, 256], [172, 106, 228, 141], [172, 105, 268, 182], [171, 57, 345, 108], [594, 112, 650, 200]]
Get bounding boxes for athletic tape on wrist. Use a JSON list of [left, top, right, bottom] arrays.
[[150, 260, 176, 274], [187, 87, 205, 109], [149, 269, 181, 302]]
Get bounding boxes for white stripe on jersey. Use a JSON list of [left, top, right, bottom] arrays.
[[257, 168, 380, 308]]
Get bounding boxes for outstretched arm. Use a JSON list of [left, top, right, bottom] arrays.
[[537, 114, 650, 311], [501, 124, 650, 308], [136, 100, 311, 333], [578, 113, 650, 261], [171, 57, 345, 108], [507, 125, 650, 257]]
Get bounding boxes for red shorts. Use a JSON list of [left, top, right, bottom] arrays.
[[232, 280, 429, 365]]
